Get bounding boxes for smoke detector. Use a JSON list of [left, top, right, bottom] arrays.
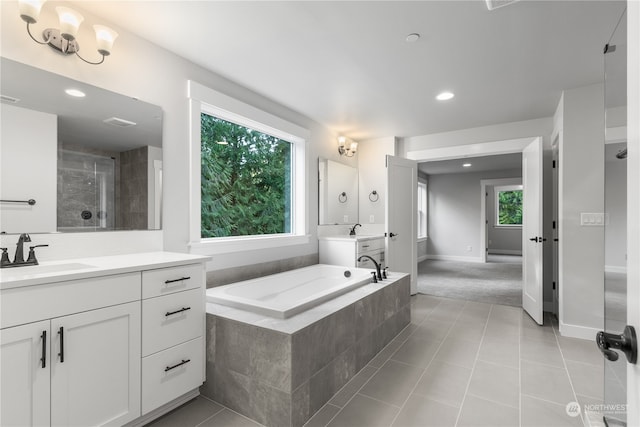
[[485, 0, 519, 11], [103, 117, 137, 127]]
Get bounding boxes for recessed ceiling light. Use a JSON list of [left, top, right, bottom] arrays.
[[405, 33, 420, 43], [463, 163, 472, 168], [436, 91, 455, 101], [65, 88, 86, 98]]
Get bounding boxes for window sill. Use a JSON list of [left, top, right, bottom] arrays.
[[493, 225, 522, 229], [189, 234, 311, 255]]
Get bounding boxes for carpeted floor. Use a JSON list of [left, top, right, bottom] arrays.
[[417, 256, 523, 307]]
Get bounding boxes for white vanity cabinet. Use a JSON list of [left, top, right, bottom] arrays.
[[319, 236, 385, 269], [0, 253, 209, 427], [1, 273, 141, 427]]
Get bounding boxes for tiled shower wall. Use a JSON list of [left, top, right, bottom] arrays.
[[202, 275, 411, 427], [119, 146, 149, 230]]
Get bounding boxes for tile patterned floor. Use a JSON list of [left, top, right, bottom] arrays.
[[148, 295, 604, 427]]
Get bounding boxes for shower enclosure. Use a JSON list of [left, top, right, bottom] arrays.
[[57, 150, 116, 231]]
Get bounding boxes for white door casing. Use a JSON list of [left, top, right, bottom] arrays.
[[522, 137, 544, 325], [386, 155, 418, 294]]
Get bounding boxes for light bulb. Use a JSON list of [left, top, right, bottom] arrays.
[[56, 6, 84, 41]]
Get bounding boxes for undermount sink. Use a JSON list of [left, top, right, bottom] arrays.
[[2, 262, 96, 275]]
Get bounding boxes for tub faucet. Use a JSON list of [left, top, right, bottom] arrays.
[[357, 255, 382, 281], [349, 223, 362, 236]]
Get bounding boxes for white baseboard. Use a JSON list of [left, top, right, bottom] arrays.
[[417, 254, 429, 262], [605, 265, 627, 274], [426, 255, 484, 263], [488, 250, 522, 256], [559, 321, 601, 341]]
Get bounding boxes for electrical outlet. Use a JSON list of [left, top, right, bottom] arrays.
[[466, 245, 472, 252], [344, 215, 349, 222], [369, 215, 375, 223]]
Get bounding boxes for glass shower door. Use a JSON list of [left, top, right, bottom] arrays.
[[603, 8, 627, 426]]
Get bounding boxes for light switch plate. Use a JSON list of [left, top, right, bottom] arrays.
[[580, 213, 608, 226]]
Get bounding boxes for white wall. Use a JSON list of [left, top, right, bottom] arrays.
[[0, 1, 338, 268], [555, 83, 605, 338], [427, 169, 522, 261], [0, 104, 57, 234]]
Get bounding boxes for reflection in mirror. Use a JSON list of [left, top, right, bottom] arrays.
[[0, 58, 163, 234], [318, 158, 358, 225]]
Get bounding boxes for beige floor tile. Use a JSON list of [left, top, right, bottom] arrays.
[[148, 396, 223, 427], [520, 335, 565, 367], [521, 394, 583, 427], [390, 336, 442, 368], [557, 336, 603, 366], [457, 394, 519, 427], [199, 408, 262, 427], [391, 394, 458, 427], [566, 360, 604, 400], [329, 366, 378, 407], [359, 360, 423, 406], [326, 394, 399, 427], [521, 360, 576, 405], [412, 360, 472, 407], [477, 335, 519, 368], [434, 336, 481, 369], [467, 360, 519, 408]]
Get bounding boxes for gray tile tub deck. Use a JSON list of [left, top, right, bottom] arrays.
[[202, 274, 411, 427]]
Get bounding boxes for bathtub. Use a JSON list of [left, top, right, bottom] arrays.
[[206, 264, 374, 319]]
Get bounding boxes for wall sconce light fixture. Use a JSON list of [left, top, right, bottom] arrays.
[[17, 0, 118, 65], [338, 136, 358, 157]]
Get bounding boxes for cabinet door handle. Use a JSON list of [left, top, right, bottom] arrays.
[[165, 359, 190, 372], [58, 327, 64, 363], [164, 276, 191, 284], [41, 330, 47, 369], [165, 307, 191, 317]]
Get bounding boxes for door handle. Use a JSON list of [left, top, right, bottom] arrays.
[[529, 237, 539, 242], [388, 232, 399, 238], [596, 325, 637, 364], [528, 237, 546, 243]]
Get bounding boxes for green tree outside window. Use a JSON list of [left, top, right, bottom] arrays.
[[201, 114, 292, 238], [497, 190, 523, 225]]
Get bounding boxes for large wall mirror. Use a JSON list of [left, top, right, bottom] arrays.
[[318, 158, 358, 225], [0, 58, 163, 234]]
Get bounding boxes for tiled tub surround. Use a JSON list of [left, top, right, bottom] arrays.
[[203, 272, 410, 427]]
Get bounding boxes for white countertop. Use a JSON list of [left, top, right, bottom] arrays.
[[0, 251, 210, 290], [317, 234, 384, 242]]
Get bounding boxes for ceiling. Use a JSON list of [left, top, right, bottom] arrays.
[[418, 153, 522, 175], [76, 1, 626, 141]]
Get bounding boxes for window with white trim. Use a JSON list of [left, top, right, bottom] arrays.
[[495, 185, 523, 226], [188, 81, 308, 251], [417, 181, 428, 238]]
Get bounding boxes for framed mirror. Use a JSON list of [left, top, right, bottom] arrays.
[[318, 158, 358, 225], [0, 58, 163, 234]]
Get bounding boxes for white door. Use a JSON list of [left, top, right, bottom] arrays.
[[522, 137, 544, 324], [51, 302, 141, 427], [386, 155, 418, 294], [0, 320, 51, 427]]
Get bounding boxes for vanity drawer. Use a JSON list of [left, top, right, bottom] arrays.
[[142, 288, 203, 356], [142, 264, 204, 299], [141, 337, 204, 415], [1, 273, 140, 329], [357, 238, 383, 254]]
